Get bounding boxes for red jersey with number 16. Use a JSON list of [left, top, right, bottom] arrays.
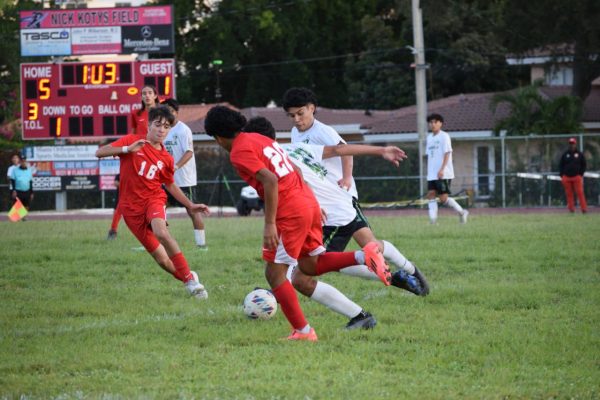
[[230, 133, 318, 219], [111, 134, 175, 216]]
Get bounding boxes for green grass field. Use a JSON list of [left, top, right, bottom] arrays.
[[1, 212, 599, 399]]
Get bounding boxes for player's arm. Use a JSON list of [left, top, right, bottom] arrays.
[[323, 144, 407, 167], [164, 182, 209, 215], [175, 150, 193, 170], [255, 168, 279, 250], [340, 153, 353, 189], [96, 139, 147, 158]]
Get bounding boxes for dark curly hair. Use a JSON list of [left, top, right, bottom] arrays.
[[243, 116, 276, 139], [204, 105, 247, 138], [282, 87, 318, 111]]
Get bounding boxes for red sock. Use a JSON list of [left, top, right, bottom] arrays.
[[170, 252, 193, 282], [315, 252, 357, 275], [110, 209, 122, 231], [271, 280, 307, 330]]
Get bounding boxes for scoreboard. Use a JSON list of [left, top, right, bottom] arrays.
[[20, 59, 175, 140]]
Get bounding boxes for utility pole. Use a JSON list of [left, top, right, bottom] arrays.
[[411, 0, 428, 199]]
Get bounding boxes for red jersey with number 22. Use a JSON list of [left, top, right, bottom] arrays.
[[230, 133, 318, 219], [111, 134, 175, 216]]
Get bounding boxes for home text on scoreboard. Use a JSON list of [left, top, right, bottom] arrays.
[[20, 59, 175, 140]]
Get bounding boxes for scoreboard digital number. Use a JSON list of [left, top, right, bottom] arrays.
[[20, 59, 175, 140]]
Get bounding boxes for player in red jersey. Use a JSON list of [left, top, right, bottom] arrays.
[[204, 105, 391, 341], [130, 84, 160, 135], [96, 105, 210, 299]]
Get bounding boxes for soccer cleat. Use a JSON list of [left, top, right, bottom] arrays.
[[196, 245, 208, 251], [460, 210, 469, 224], [107, 230, 117, 240], [391, 270, 421, 295], [362, 242, 392, 286], [391, 269, 427, 296], [412, 266, 430, 296], [346, 311, 377, 330], [287, 327, 318, 342], [185, 271, 208, 300]]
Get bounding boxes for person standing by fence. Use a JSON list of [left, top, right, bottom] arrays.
[[559, 137, 587, 213]]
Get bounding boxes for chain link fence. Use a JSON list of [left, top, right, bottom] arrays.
[[1, 133, 598, 211]]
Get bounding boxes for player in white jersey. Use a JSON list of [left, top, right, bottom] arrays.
[[244, 117, 430, 329], [283, 88, 381, 251], [425, 113, 468, 224], [162, 99, 207, 248]]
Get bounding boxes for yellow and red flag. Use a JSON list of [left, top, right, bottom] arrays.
[[7, 198, 28, 222]]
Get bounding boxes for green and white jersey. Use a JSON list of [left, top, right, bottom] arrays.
[[281, 143, 356, 226], [290, 119, 358, 199]]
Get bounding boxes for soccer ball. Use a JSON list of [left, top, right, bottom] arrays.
[[243, 288, 278, 320]]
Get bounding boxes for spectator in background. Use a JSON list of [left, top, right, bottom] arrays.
[[107, 174, 122, 240], [131, 84, 159, 135], [161, 98, 207, 249], [425, 113, 469, 224], [559, 137, 587, 213], [6, 153, 19, 199], [10, 155, 34, 217]]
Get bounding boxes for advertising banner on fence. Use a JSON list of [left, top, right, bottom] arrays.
[[19, 6, 174, 56]]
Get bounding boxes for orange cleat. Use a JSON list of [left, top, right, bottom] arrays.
[[363, 242, 392, 286], [286, 327, 318, 342]]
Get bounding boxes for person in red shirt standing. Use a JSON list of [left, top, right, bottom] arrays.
[[131, 84, 160, 135], [96, 105, 210, 299], [204, 105, 391, 341], [559, 137, 588, 213]]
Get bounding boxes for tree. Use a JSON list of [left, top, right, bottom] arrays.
[[395, 0, 525, 101], [344, 15, 415, 109], [490, 81, 583, 136], [0, 0, 38, 147], [498, 0, 600, 100]]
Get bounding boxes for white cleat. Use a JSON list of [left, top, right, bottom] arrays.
[[460, 210, 469, 224], [185, 271, 208, 300]]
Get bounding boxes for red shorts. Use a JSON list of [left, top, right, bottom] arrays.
[[263, 205, 325, 265], [122, 201, 167, 253]]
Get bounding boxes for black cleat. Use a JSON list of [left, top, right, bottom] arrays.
[[412, 266, 430, 296], [346, 310, 377, 330], [107, 230, 117, 240], [391, 269, 428, 296]]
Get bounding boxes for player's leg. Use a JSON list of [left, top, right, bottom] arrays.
[[107, 207, 121, 240], [264, 261, 316, 340], [297, 207, 391, 285], [426, 181, 439, 224], [561, 176, 576, 212], [573, 175, 588, 212], [290, 265, 376, 330], [146, 203, 207, 298], [182, 186, 207, 248], [438, 180, 468, 223]]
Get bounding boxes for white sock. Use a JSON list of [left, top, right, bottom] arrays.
[[428, 200, 438, 222], [194, 229, 206, 246], [298, 324, 311, 334], [382, 240, 415, 274], [354, 250, 365, 265], [311, 281, 362, 318], [340, 265, 379, 281], [444, 197, 464, 214]]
